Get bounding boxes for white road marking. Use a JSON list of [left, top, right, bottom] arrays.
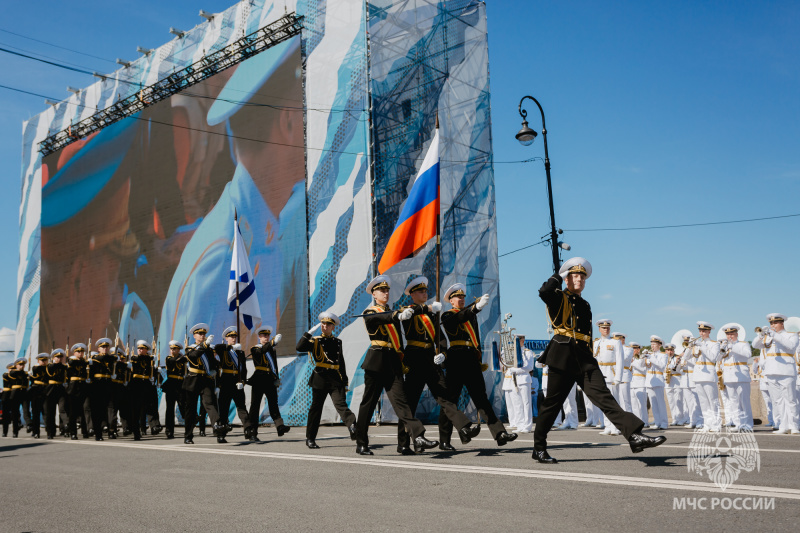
[[22, 437, 800, 501]]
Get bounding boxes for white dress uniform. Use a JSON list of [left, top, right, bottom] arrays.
[[537, 362, 577, 428], [645, 349, 668, 429], [753, 320, 800, 434], [753, 356, 774, 427], [721, 340, 754, 430], [691, 333, 722, 432], [665, 352, 686, 425], [630, 356, 648, 423], [679, 344, 704, 428], [502, 349, 535, 433], [580, 386, 600, 427], [617, 338, 633, 413], [594, 334, 624, 435]]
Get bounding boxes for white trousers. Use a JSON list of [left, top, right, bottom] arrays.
[[504, 381, 532, 432], [602, 382, 619, 431], [724, 382, 753, 429], [695, 382, 721, 431], [666, 386, 685, 424], [582, 389, 601, 425], [619, 382, 632, 412], [721, 385, 736, 426], [647, 386, 668, 428], [631, 387, 648, 423], [561, 384, 579, 428], [766, 375, 799, 431], [683, 387, 703, 426], [759, 387, 774, 426]]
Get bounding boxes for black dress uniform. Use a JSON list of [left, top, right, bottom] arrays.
[[129, 350, 160, 439], [182, 342, 223, 443], [535, 271, 644, 452], [163, 353, 187, 439], [248, 340, 288, 439], [66, 357, 90, 439], [112, 356, 131, 435], [438, 304, 508, 445], [215, 343, 252, 438], [399, 303, 477, 452], [44, 359, 68, 439], [296, 331, 356, 445], [2, 367, 21, 437], [355, 303, 428, 451], [29, 363, 48, 438], [88, 351, 117, 440]]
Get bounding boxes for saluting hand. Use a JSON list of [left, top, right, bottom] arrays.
[[308, 323, 322, 335], [475, 294, 490, 310], [273, 334, 282, 345]]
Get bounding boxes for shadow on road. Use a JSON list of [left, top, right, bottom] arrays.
[[0, 441, 49, 455]]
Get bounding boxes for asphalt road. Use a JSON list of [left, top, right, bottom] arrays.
[[1, 424, 798, 532]]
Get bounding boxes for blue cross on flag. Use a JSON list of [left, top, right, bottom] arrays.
[[227, 216, 261, 330]]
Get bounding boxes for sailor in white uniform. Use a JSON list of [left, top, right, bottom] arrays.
[[689, 321, 722, 433], [613, 333, 633, 413], [752, 355, 774, 427], [502, 337, 535, 433], [753, 314, 800, 434], [719, 323, 753, 431], [664, 343, 686, 426], [629, 343, 648, 423], [645, 336, 668, 430], [593, 320, 623, 435], [678, 334, 704, 429]]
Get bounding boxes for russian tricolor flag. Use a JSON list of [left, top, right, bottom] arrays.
[[378, 127, 440, 274]]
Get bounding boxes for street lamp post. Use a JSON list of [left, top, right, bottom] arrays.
[[516, 95, 561, 273]]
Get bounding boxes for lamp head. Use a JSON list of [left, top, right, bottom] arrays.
[[516, 120, 538, 146]]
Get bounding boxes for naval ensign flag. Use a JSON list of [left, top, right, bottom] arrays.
[[228, 215, 261, 329]]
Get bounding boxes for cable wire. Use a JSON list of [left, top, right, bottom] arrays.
[[0, 27, 117, 64], [565, 213, 800, 232]]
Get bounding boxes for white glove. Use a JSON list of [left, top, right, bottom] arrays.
[[233, 343, 242, 351], [206, 335, 214, 345], [475, 293, 490, 310], [308, 323, 322, 335], [236, 382, 244, 390], [273, 334, 282, 345], [433, 353, 446, 365], [430, 301, 442, 313], [398, 308, 414, 321]]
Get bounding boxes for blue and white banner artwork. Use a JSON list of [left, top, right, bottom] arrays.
[[228, 217, 261, 330]]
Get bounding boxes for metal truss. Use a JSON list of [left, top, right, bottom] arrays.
[[39, 12, 304, 156]]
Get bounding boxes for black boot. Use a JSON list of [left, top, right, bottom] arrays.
[[532, 448, 558, 464], [348, 423, 357, 441], [184, 436, 194, 444], [277, 425, 290, 437], [496, 431, 518, 446], [439, 442, 456, 451], [628, 432, 667, 453], [306, 439, 320, 449], [413, 435, 439, 453], [396, 446, 416, 456], [458, 423, 481, 444], [356, 444, 373, 455]]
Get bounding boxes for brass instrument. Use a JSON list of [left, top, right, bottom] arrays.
[[755, 326, 773, 348], [494, 313, 518, 390]]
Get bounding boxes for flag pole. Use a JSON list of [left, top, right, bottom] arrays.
[[234, 210, 242, 341], [435, 113, 441, 352]]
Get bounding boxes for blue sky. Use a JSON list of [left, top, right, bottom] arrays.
[[0, 1, 798, 359]]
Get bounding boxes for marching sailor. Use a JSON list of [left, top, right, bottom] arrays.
[[163, 340, 187, 439], [111, 345, 131, 436], [29, 354, 51, 439], [89, 338, 117, 440], [397, 277, 481, 453], [688, 322, 722, 433], [534, 258, 665, 463], [248, 325, 290, 442], [4, 359, 28, 438], [645, 336, 668, 430], [678, 333, 704, 429], [66, 344, 90, 440], [753, 314, 799, 434], [215, 327, 252, 441], [355, 275, 438, 455], [593, 320, 624, 435], [613, 333, 634, 413], [719, 324, 753, 431], [129, 340, 162, 439], [438, 282, 517, 448], [44, 350, 68, 439], [296, 312, 357, 449], [664, 343, 685, 426], [183, 324, 226, 444]]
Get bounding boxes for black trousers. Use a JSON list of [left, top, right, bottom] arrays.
[[398, 360, 471, 448], [218, 381, 251, 429], [67, 384, 90, 437], [163, 381, 186, 433], [44, 386, 68, 438], [183, 383, 220, 439], [136, 382, 161, 430], [21, 391, 32, 429], [356, 369, 425, 447], [249, 382, 283, 434], [438, 363, 505, 444], [5, 390, 23, 435], [30, 387, 45, 437], [307, 387, 356, 440], [534, 366, 644, 450], [90, 381, 115, 434], [112, 384, 129, 432], [1, 391, 10, 435]]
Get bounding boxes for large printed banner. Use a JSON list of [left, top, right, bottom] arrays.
[[40, 37, 307, 357]]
